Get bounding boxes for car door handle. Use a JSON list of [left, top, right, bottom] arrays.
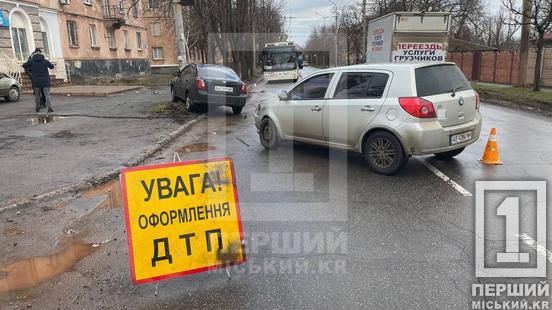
[[311, 106, 322, 112], [361, 106, 376, 112]]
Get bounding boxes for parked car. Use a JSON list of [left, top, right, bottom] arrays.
[[254, 62, 482, 175], [0, 73, 22, 102], [170, 64, 247, 114]]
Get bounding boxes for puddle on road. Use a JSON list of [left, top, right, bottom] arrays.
[[83, 179, 123, 209], [28, 116, 67, 126], [0, 243, 96, 294], [176, 143, 216, 153]]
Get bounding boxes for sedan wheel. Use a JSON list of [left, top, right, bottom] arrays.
[[6, 86, 20, 102], [364, 131, 408, 175], [171, 86, 178, 102], [185, 96, 196, 112], [259, 118, 279, 150]]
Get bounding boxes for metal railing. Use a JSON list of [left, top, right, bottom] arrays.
[[103, 5, 125, 19], [0, 51, 22, 85]]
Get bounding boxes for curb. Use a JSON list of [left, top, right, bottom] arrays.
[[23, 86, 144, 97], [0, 114, 206, 213]]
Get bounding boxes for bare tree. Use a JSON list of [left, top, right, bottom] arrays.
[[504, 0, 552, 91]]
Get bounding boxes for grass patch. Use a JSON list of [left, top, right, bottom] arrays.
[[472, 83, 552, 105], [148, 102, 186, 114]]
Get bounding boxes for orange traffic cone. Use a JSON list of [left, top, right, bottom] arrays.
[[480, 128, 503, 165]]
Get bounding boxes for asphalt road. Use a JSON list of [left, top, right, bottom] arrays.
[[0, 67, 550, 309], [0, 88, 194, 204]]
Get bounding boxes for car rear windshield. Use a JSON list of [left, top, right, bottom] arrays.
[[415, 64, 471, 97], [199, 66, 240, 81]]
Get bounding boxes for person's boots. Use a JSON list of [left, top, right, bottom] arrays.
[[48, 107, 54, 113], [36, 106, 40, 113]]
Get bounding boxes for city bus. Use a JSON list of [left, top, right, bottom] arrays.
[[261, 42, 301, 82]]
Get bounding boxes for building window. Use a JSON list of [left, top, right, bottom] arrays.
[[84, 0, 92, 5], [107, 27, 116, 49], [123, 30, 130, 50], [67, 21, 78, 47], [39, 18, 51, 58], [131, 0, 138, 17], [10, 11, 35, 61], [148, 0, 159, 9], [89, 24, 98, 47], [136, 32, 142, 50], [152, 47, 164, 60], [118, 0, 124, 13], [151, 22, 161, 37]]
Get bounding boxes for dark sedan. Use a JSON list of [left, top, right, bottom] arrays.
[[170, 64, 247, 114]]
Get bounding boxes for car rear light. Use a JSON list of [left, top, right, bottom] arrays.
[[475, 91, 480, 110], [196, 78, 207, 91], [399, 97, 437, 119], [241, 83, 248, 94]]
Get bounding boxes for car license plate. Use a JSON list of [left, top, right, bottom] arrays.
[[215, 86, 233, 93], [450, 131, 473, 145]]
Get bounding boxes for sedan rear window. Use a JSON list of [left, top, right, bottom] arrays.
[[415, 64, 471, 97], [198, 66, 240, 80]]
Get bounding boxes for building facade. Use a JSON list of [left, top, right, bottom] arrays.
[[0, 0, 151, 83]]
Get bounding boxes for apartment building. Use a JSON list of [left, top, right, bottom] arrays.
[[0, 0, 150, 82]]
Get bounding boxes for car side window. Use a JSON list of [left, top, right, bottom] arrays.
[[333, 72, 389, 99], [289, 73, 334, 100]]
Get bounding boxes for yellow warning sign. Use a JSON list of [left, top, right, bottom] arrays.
[[120, 157, 245, 284]]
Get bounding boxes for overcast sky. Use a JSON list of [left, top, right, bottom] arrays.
[[285, 0, 507, 46]]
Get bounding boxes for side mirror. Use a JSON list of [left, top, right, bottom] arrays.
[[278, 91, 288, 101]]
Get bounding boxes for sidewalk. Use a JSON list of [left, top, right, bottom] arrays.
[[0, 87, 195, 206]]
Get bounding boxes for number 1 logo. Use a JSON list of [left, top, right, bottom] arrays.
[[475, 181, 547, 278]]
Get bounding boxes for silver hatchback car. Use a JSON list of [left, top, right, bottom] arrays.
[[254, 62, 483, 175]]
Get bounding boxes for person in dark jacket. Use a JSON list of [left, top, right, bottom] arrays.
[[22, 48, 55, 113]]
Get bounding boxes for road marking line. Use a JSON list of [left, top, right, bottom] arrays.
[[420, 159, 473, 197], [518, 233, 552, 263]]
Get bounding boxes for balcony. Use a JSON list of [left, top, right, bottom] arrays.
[[102, 5, 126, 29]]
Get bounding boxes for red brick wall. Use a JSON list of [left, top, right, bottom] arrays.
[[448, 49, 551, 87]]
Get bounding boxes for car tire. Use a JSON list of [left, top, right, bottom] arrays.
[[6, 86, 20, 102], [185, 95, 196, 112], [232, 106, 243, 114], [434, 147, 465, 159], [171, 86, 179, 102], [259, 118, 279, 150], [364, 131, 408, 175]]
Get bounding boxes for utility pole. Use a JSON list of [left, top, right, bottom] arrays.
[[252, 1, 256, 77], [362, 0, 367, 61], [173, 0, 186, 69], [327, 0, 338, 67], [517, 0, 531, 87]]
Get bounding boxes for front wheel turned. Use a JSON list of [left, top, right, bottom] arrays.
[[364, 131, 408, 175], [259, 118, 280, 150], [185, 96, 196, 112], [171, 87, 179, 102]]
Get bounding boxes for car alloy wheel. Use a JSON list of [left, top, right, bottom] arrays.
[[364, 131, 408, 175], [8, 87, 20, 102], [368, 137, 396, 169]]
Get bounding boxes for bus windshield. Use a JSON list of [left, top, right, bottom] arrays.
[[262, 52, 297, 71]]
